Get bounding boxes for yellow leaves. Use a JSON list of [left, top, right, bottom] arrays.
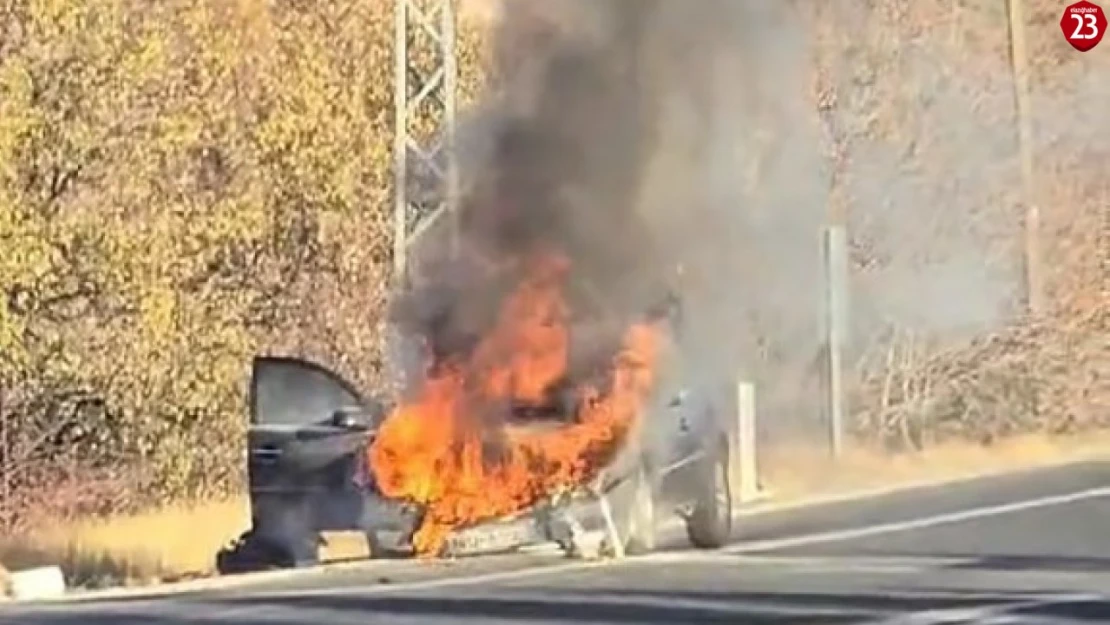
[[119, 30, 168, 84], [26, 0, 83, 35], [139, 286, 177, 349], [199, 196, 267, 245], [0, 0, 490, 509], [156, 114, 206, 153], [0, 291, 26, 363], [0, 203, 50, 279], [0, 58, 35, 129], [0, 61, 39, 189]]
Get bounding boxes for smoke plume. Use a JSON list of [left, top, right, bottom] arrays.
[[387, 0, 1110, 459], [392, 0, 826, 432]]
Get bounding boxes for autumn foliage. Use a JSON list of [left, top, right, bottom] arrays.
[[0, 0, 485, 530]]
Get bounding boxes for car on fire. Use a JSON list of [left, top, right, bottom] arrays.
[[216, 302, 736, 573]]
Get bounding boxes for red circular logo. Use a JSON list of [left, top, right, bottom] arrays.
[[1061, 0, 1107, 52]]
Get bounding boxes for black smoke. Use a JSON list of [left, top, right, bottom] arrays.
[[390, 0, 827, 436], [395, 1, 684, 370]]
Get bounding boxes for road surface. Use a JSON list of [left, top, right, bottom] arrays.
[[5, 460, 1110, 624]]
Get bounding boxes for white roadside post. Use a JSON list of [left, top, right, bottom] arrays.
[[7, 566, 66, 602], [823, 225, 849, 458], [733, 379, 760, 504]]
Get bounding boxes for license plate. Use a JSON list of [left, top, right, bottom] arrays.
[[444, 521, 535, 555]]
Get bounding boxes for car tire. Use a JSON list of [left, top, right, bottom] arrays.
[[685, 439, 732, 549], [216, 529, 295, 575]]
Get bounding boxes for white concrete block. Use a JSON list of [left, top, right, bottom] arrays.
[[571, 529, 607, 560], [9, 566, 66, 601]]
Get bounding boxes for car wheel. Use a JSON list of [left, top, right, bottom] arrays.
[[685, 439, 732, 549], [216, 529, 295, 575]]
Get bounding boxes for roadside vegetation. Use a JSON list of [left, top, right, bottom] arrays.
[[811, 0, 1109, 450], [0, 0, 1106, 588], [0, 0, 486, 588]]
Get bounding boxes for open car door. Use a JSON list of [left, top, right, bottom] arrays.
[[221, 357, 412, 571], [247, 356, 383, 498]]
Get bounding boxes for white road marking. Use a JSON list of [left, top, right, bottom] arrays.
[[11, 561, 613, 619], [858, 593, 1106, 624], [641, 551, 980, 573], [730, 455, 1110, 519], [171, 552, 958, 616], [202, 485, 1110, 619], [160, 588, 880, 625], [183, 559, 630, 621], [65, 482, 1110, 623], [31, 457, 1106, 606], [13, 476, 1110, 623], [724, 485, 1110, 554]]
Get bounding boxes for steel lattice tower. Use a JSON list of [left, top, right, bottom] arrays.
[[393, 0, 459, 287]]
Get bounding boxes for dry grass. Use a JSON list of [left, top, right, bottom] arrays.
[[0, 498, 248, 589], [849, 313, 1110, 452], [3, 431, 1110, 591], [762, 430, 1110, 503], [0, 498, 375, 591]]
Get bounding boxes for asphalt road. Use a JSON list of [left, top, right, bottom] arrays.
[[7, 460, 1110, 624]]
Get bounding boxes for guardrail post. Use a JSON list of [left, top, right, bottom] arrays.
[[733, 379, 759, 504], [823, 225, 849, 458]]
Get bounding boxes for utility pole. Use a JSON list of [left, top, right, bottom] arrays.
[[393, 0, 460, 288], [1006, 0, 1043, 316], [389, 0, 459, 393], [813, 5, 850, 458]]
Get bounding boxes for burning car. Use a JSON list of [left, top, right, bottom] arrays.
[[216, 257, 735, 573], [216, 349, 733, 572]]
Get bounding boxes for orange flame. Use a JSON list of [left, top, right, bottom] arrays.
[[368, 252, 663, 556]]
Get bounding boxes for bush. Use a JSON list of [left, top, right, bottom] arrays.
[[0, 0, 485, 529]]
